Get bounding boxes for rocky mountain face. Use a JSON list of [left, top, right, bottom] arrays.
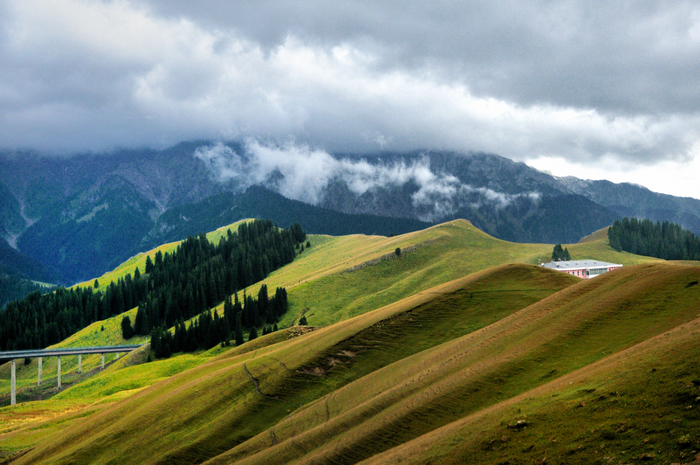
[[1, 142, 699, 285], [560, 177, 700, 233]]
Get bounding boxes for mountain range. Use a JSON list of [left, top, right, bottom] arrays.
[[1, 141, 699, 285]]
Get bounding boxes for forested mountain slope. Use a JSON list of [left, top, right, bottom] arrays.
[[2, 142, 698, 286]]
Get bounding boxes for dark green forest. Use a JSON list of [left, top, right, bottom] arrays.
[[146, 285, 287, 358], [608, 217, 700, 260], [0, 275, 55, 310], [0, 220, 303, 351]]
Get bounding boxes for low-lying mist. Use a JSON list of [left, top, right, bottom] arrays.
[[194, 140, 541, 222]]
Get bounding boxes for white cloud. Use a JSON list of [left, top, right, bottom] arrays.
[[1, 0, 699, 199], [195, 140, 543, 221]]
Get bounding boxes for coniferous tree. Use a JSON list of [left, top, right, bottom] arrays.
[[234, 312, 244, 346], [608, 218, 700, 260], [551, 244, 571, 261], [121, 315, 134, 339], [221, 315, 231, 346], [0, 219, 298, 352], [248, 326, 258, 342], [258, 285, 269, 323]]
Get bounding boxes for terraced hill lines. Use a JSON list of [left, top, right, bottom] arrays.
[[204, 263, 700, 464], [1, 220, 689, 464], [8, 264, 577, 464], [365, 302, 700, 464]]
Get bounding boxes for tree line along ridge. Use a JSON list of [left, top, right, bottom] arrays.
[[608, 217, 700, 261], [0, 220, 306, 352]]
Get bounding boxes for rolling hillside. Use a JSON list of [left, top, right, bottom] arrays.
[[1, 219, 660, 406], [1, 219, 693, 464], [3, 261, 700, 464]]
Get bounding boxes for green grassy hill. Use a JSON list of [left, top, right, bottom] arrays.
[[0, 219, 687, 464], [3, 261, 699, 464], [219, 220, 660, 328], [367, 314, 700, 464], [206, 263, 700, 465], [3, 263, 577, 464]]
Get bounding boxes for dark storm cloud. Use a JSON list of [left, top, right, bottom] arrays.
[[0, 0, 699, 181], [144, 0, 700, 114]]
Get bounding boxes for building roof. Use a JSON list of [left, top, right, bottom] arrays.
[[541, 260, 623, 271]]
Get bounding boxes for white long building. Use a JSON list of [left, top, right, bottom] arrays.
[[541, 259, 623, 279]]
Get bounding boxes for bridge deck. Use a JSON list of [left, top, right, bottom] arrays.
[[0, 344, 144, 361], [3, 344, 146, 406]]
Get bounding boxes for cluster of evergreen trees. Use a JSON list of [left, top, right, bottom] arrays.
[[0, 220, 305, 351], [0, 286, 101, 350], [551, 244, 571, 261], [0, 275, 56, 311], [608, 218, 700, 260], [146, 285, 287, 358], [123, 220, 301, 337]]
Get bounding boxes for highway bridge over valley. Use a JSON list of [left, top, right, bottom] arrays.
[[1, 344, 144, 406]]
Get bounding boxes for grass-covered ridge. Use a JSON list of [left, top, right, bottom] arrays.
[[244, 220, 660, 328], [209, 263, 700, 464], [6, 261, 700, 464], [0, 219, 682, 464], [5, 263, 577, 464]]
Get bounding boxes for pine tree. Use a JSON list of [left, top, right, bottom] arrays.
[[234, 312, 244, 346], [551, 244, 571, 261], [121, 315, 134, 339], [248, 326, 258, 342]]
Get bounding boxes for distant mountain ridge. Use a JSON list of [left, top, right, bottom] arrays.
[[559, 176, 700, 233], [1, 141, 698, 285]]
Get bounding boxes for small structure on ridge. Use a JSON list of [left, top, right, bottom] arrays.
[[541, 259, 622, 279]]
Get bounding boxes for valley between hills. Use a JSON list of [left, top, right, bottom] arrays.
[[1, 219, 700, 464]]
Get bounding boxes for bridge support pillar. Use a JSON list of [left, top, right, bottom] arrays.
[[115, 352, 119, 360], [78, 354, 82, 373], [11, 359, 16, 406], [101, 354, 105, 369], [38, 357, 42, 385], [57, 356, 61, 389]]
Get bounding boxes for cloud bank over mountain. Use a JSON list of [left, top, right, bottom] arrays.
[[1, 0, 699, 198], [194, 141, 541, 222]]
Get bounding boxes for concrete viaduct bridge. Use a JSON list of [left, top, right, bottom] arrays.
[[1, 344, 144, 406]]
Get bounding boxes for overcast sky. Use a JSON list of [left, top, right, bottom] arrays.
[[1, 0, 699, 199]]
